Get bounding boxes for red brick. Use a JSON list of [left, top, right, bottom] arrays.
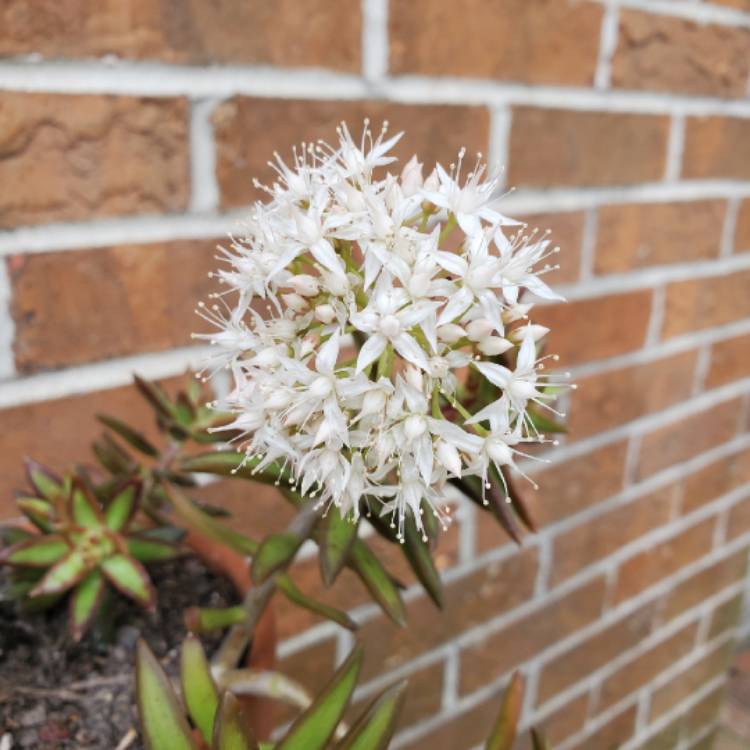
[[508, 108, 670, 187], [0, 93, 188, 227], [550, 487, 676, 585], [662, 270, 750, 339], [0, 0, 361, 71], [635, 399, 742, 480], [613, 518, 716, 605], [649, 641, 733, 719], [516, 211, 584, 286], [358, 548, 538, 681], [389, 0, 602, 86], [683, 117, 750, 180], [568, 351, 698, 439], [681, 448, 750, 514], [213, 99, 489, 208], [735, 200, 750, 253], [497, 442, 628, 539], [727, 496, 750, 540], [516, 694, 589, 750], [594, 201, 725, 274], [611, 10, 750, 98], [537, 605, 657, 704], [660, 553, 747, 626], [596, 622, 698, 712], [534, 291, 653, 367], [708, 593, 744, 641], [684, 686, 725, 737], [458, 577, 606, 694], [569, 705, 637, 750], [706, 334, 750, 389], [8, 241, 218, 373]]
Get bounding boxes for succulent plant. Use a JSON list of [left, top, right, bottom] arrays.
[[0, 460, 182, 640], [136, 636, 549, 750]]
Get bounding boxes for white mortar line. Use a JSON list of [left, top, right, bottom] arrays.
[[691, 344, 712, 396], [622, 433, 642, 488], [594, 1, 619, 90], [488, 106, 512, 190], [579, 208, 598, 281], [441, 648, 460, 710], [457, 497, 476, 565], [362, 0, 389, 84], [720, 196, 741, 257], [0, 345, 212, 409], [0, 261, 15, 380], [592, 0, 750, 26], [664, 115, 686, 182], [189, 98, 221, 213], [644, 285, 665, 346], [2, 182, 750, 258]]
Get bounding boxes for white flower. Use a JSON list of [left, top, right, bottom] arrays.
[[199, 121, 573, 538]]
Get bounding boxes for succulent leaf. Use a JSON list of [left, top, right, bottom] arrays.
[[530, 728, 552, 750], [97, 414, 159, 457], [277, 646, 363, 750], [101, 553, 155, 609], [25, 459, 64, 502], [70, 480, 105, 529], [349, 542, 406, 627], [2, 535, 69, 568], [184, 605, 247, 634], [70, 569, 106, 640], [319, 508, 358, 587], [127, 536, 181, 563], [15, 497, 54, 532], [30, 549, 88, 596], [335, 681, 407, 750], [276, 575, 357, 631], [401, 515, 443, 609], [212, 692, 259, 750], [136, 640, 197, 750], [252, 532, 304, 584], [485, 672, 525, 750], [180, 635, 220, 744], [105, 482, 139, 532]]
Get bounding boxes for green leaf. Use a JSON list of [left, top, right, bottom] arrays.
[[101, 553, 155, 609], [349, 542, 406, 627], [2, 535, 69, 568], [136, 639, 197, 750], [127, 536, 181, 563], [179, 451, 282, 486], [0, 525, 34, 546], [277, 575, 357, 631], [15, 497, 54, 532], [70, 569, 106, 641], [252, 532, 304, 584], [402, 517, 443, 609], [181, 635, 219, 744], [30, 549, 88, 596], [134, 375, 177, 420], [278, 647, 363, 750], [69, 480, 104, 529], [105, 483, 139, 531], [185, 605, 247, 634], [336, 681, 406, 750], [97, 414, 159, 457], [485, 672, 525, 750], [530, 728, 552, 750], [92, 434, 136, 475], [213, 692, 258, 750], [25, 459, 64, 502], [168, 486, 258, 557], [319, 508, 358, 587]]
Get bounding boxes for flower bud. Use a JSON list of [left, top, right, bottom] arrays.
[[400, 155, 424, 197], [404, 414, 427, 441], [466, 318, 495, 341], [405, 365, 424, 392], [287, 274, 320, 297], [315, 304, 336, 324], [437, 324, 466, 344], [281, 292, 308, 312], [502, 303, 533, 324], [321, 271, 349, 297], [254, 347, 279, 368], [509, 324, 549, 343], [477, 336, 513, 356], [408, 271, 432, 298], [361, 388, 387, 416], [436, 440, 462, 476], [487, 440, 513, 466]]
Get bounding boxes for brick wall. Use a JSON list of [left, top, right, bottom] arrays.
[[1, 2, 750, 748]]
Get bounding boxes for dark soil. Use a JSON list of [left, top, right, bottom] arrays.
[[0, 555, 239, 749]]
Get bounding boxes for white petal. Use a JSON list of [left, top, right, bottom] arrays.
[[437, 286, 473, 326], [310, 238, 346, 278], [316, 329, 340, 374], [356, 334, 387, 372], [393, 332, 430, 371], [474, 361, 512, 388]]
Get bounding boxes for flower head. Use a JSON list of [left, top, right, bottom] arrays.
[[199, 122, 572, 540]]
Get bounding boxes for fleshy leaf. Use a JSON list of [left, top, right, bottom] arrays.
[[402, 516, 443, 609], [0, 525, 34, 546], [252, 532, 304, 584], [69, 480, 104, 529], [25, 459, 63, 502], [181, 635, 219, 744], [213, 692, 259, 750], [134, 375, 177, 420], [485, 672, 525, 750], [97, 414, 159, 457], [349, 542, 406, 627], [70, 569, 106, 641], [30, 549, 88, 596], [277, 647, 363, 750], [179, 451, 283, 486], [277, 575, 357, 631], [15, 497, 54, 532], [319, 508, 358, 587], [101, 553, 155, 609], [335, 681, 407, 750], [3, 535, 69, 568], [92, 434, 136, 475], [530, 728, 552, 750], [185, 605, 247, 634], [105, 483, 139, 531], [136, 639, 197, 750], [127, 536, 181, 563]]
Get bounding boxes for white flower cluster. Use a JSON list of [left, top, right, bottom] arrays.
[[198, 122, 573, 540]]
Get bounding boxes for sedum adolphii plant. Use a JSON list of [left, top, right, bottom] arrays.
[[196, 122, 573, 542]]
